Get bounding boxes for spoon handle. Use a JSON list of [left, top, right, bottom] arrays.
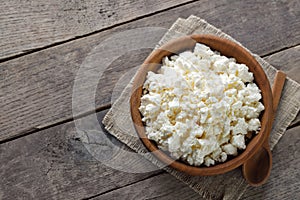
[[265, 71, 286, 141], [271, 71, 286, 117], [242, 70, 286, 186]]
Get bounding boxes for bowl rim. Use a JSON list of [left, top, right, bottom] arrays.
[[130, 34, 273, 176]]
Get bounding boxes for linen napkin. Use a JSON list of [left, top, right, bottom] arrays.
[[102, 16, 300, 200]]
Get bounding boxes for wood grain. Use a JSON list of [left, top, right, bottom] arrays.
[[97, 173, 201, 200], [265, 45, 300, 84], [0, 109, 162, 199], [242, 71, 287, 186], [1, 111, 297, 199], [89, 126, 300, 199], [264, 45, 300, 127], [1, 0, 299, 60], [1, 0, 299, 142], [0, 0, 193, 60], [131, 34, 273, 176], [241, 126, 300, 200]]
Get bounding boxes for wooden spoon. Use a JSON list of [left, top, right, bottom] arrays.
[[242, 71, 286, 186]]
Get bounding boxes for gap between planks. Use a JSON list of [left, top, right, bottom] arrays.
[[1, 0, 299, 143], [83, 125, 300, 200], [260, 43, 300, 58], [0, 50, 299, 199], [1, 0, 299, 63], [0, 103, 111, 145], [82, 172, 165, 200], [0, 1, 298, 199], [0, 0, 199, 63], [1, 45, 299, 145]]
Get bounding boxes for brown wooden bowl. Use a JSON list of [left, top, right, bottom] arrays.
[[130, 34, 273, 176]]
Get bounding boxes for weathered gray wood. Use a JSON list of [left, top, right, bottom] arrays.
[[1, 0, 299, 142], [241, 126, 300, 200], [88, 125, 300, 200], [97, 173, 201, 200], [264, 45, 300, 127], [0, 111, 298, 200], [0, 0, 193, 60], [1, 0, 299, 60], [0, 109, 162, 200], [265, 45, 300, 84]]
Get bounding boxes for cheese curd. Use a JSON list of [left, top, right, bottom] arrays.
[[139, 43, 264, 167]]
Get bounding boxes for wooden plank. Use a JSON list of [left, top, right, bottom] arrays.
[[0, 0, 193, 60], [0, 111, 298, 200], [1, 0, 300, 142], [87, 125, 300, 200], [97, 173, 201, 200], [264, 45, 300, 85], [241, 126, 300, 200], [1, 0, 299, 61], [264, 45, 300, 127], [0, 109, 162, 200]]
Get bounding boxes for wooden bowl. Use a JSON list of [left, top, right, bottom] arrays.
[[130, 34, 273, 176]]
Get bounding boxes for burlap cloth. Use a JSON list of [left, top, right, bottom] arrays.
[[102, 16, 300, 199]]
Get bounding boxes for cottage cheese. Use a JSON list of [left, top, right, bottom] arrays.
[[139, 43, 264, 167]]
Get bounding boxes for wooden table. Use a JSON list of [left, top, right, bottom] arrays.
[[1, 1, 299, 199]]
